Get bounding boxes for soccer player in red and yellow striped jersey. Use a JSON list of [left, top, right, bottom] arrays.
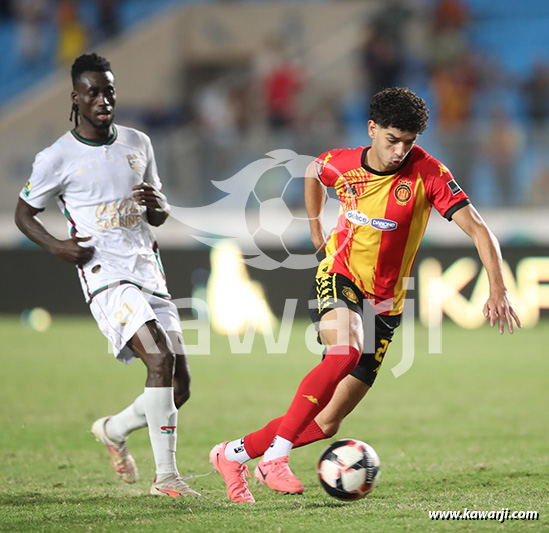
[[210, 88, 521, 502], [313, 141, 469, 315]]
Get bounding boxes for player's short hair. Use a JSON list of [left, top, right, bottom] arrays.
[[70, 53, 112, 126], [369, 87, 429, 134], [71, 53, 112, 87]]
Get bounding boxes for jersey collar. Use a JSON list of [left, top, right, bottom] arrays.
[[361, 146, 412, 176], [71, 125, 118, 146]]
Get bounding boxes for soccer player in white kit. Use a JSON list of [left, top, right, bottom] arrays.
[[14, 53, 199, 498]]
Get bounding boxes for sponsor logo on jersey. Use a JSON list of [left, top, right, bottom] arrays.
[[447, 179, 462, 195], [394, 179, 413, 205], [95, 198, 142, 230], [371, 218, 398, 231], [439, 163, 449, 176], [342, 286, 359, 304], [22, 180, 31, 197], [345, 210, 370, 226], [302, 394, 319, 405]]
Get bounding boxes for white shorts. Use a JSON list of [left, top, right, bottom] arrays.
[[89, 283, 181, 364]]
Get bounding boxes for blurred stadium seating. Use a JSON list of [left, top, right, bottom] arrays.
[[1, 0, 547, 320]]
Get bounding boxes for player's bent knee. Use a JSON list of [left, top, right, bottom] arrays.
[[144, 350, 175, 379]]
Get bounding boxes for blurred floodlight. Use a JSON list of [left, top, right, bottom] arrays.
[[21, 307, 53, 332], [207, 241, 277, 335]]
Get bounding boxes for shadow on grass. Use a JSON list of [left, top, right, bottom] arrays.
[[0, 491, 350, 510]]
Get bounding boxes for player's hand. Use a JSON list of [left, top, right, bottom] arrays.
[[52, 236, 95, 265], [132, 183, 169, 212], [483, 289, 522, 334]]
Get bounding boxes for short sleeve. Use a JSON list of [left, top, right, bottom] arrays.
[[425, 162, 470, 220], [314, 150, 339, 187], [143, 135, 163, 191], [19, 152, 63, 212]]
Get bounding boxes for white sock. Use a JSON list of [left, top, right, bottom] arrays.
[[263, 435, 293, 462], [105, 393, 147, 443], [143, 387, 179, 480], [224, 438, 251, 464]]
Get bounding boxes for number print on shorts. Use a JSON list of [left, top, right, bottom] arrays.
[[374, 338, 390, 363], [114, 302, 134, 326]]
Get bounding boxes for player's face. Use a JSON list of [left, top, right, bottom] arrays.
[[72, 71, 116, 133], [367, 121, 417, 172]]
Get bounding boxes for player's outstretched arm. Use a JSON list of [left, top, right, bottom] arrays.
[[14, 201, 94, 265], [304, 161, 327, 252], [451, 204, 521, 334], [132, 183, 170, 227]]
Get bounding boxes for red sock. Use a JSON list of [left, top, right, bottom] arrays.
[[276, 346, 360, 443], [243, 417, 328, 458], [294, 420, 327, 448], [243, 416, 284, 459]]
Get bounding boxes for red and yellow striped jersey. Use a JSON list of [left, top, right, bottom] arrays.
[[315, 145, 470, 315]]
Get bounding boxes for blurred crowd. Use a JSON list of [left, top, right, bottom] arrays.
[[0, 0, 121, 66], [179, 0, 549, 208], [1, 0, 548, 208]]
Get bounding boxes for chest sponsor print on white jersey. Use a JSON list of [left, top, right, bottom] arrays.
[[95, 198, 142, 231]]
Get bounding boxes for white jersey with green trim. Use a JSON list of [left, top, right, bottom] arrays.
[[19, 125, 170, 303]]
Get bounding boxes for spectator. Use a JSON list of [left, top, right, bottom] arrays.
[[431, 49, 479, 195], [431, 51, 477, 128], [373, 0, 413, 49], [14, 0, 49, 65], [57, 0, 87, 65], [258, 38, 303, 131], [433, 0, 468, 31], [527, 163, 549, 207], [360, 0, 415, 100], [361, 27, 403, 99], [429, 0, 469, 70], [481, 106, 525, 206], [193, 79, 242, 194], [96, 0, 120, 42], [522, 60, 549, 132]]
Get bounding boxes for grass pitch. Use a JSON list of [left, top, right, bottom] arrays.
[[0, 316, 547, 532]]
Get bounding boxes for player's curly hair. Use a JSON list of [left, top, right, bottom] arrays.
[[369, 87, 429, 134], [70, 53, 112, 126]]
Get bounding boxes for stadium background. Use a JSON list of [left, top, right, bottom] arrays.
[[0, 0, 547, 327], [0, 2, 547, 529]]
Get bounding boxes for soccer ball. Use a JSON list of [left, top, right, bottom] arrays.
[[242, 150, 339, 270], [317, 439, 380, 501], [246, 163, 316, 268]]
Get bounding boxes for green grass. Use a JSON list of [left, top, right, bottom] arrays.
[[0, 316, 547, 532]]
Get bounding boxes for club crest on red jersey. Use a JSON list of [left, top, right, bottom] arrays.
[[394, 179, 413, 205]]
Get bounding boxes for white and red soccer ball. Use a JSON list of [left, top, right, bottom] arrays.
[[317, 439, 380, 501]]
